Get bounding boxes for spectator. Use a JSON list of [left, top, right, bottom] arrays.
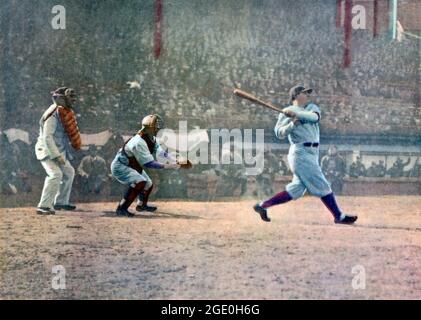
[[256, 158, 274, 197], [321, 145, 346, 194], [278, 158, 291, 176], [375, 160, 387, 177], [100, 133, 125, 166], [77, 145, 109, 194], [409, 157, 421, 178], [0, 133, 31, 193], [349, 156, 366, 178], [388, 157, 411, 178], [366, 161, 379, 178]]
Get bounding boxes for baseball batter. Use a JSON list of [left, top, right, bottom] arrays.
[[253, 85, 357, 224], [111, 114, 191, 217]]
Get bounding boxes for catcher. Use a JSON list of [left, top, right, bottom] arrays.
[[110, 114, 192, 217]]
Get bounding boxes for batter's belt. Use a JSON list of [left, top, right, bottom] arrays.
[[303, 142, 319, 147]]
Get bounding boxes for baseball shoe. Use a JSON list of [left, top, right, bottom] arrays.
[[116, 206, 135, 217], [335, 214, 358, 225], [136, 204, 157, 212], [54, 204, 76, 211], [253, 203, 271, 222], [36, 207, 55, 215]]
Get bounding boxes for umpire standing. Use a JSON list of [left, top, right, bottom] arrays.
[[35, 87, 82, 215]]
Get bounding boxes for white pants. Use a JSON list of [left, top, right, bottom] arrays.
[[111, 153, 153, 189], [286, 144, 332, 199], [37, 158, 75, 208]]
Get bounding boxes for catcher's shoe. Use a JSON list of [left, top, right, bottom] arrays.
[[136, 204, 158, 212], [36, 207, 55, 215], [54, 204, 76, 211], [335, 214, 358, 225], [253, 203, 271, 222], [116, 206, 135, 217]]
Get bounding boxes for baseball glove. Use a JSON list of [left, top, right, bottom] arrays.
[[178, 159, 193, 169]]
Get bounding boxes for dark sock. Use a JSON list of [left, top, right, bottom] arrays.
[[261, 191, 292, 209], [119, 188, 137, 210], [142, 185, 153, 206], [321, 193, 342, 220], [120, 182, 146, 210]]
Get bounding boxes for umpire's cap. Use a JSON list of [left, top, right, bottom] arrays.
[[52, 87, 76, 98], [289, 85, 313, 104]]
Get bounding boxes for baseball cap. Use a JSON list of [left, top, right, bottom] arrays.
[[289, 85, 313, 103], [52, 87, 76, 98]]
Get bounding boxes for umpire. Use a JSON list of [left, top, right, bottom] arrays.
[[35, 87, 81, 215]]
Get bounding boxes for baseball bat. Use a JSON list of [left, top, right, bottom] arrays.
[[233, 88, 284, 113]]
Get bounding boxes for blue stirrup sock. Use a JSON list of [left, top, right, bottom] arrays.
[[321, 193, 343, 220], [261, 191, 292, 209]]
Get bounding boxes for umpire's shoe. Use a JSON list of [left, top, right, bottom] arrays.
[[136, 204, 157, 212], [335, 214, 358, 225], [116, 206, 135, 217], [54, 204, 76, 211], [253, 203, 271, 222], [36, 207, 56, 215]]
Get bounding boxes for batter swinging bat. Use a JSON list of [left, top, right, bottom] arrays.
[[233, 88, 284, 114]]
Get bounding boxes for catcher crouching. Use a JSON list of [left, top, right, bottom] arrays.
[[111, 114, 192, 217]]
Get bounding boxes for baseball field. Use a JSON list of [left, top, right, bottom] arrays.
[[1, 196, 420, 300]]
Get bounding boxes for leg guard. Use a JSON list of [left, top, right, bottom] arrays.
[[119, 181, 146, 210], [141, 184, 153, 206]]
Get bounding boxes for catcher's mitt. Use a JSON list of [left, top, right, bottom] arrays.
[[178, 159, 193, 169]]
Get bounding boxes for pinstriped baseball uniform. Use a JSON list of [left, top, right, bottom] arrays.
[[274, 103, 332, 199]]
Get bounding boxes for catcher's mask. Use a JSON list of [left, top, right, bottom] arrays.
[[52, 87, 77, 108], [141, 114, 164, 137]]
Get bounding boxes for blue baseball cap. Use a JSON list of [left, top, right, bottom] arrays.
[[289, 85, 313, 103]]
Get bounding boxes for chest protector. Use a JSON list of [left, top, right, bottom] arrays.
[[43, 105, 82, 150], [58, 107, 82, 150]]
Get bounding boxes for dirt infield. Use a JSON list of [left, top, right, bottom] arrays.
[[0, 196, 420, 300]]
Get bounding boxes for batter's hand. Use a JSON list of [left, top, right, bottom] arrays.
[[283, 110, 296, 118]]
